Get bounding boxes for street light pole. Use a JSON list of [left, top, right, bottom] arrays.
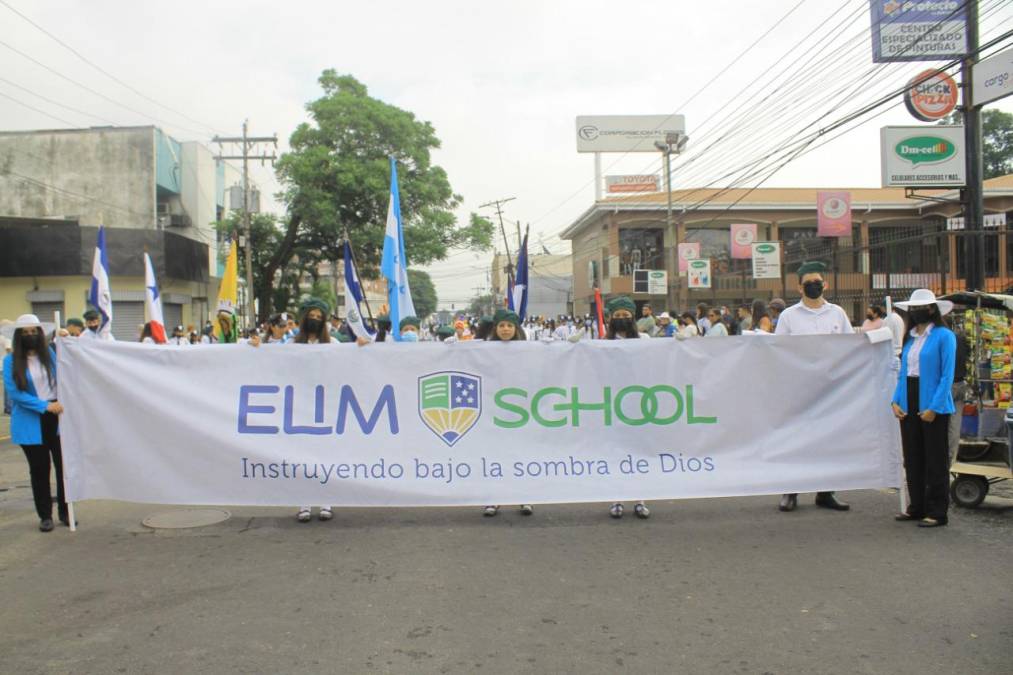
[[656, 133, 687, 309]]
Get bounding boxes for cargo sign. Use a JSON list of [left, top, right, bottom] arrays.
[[606, 174, 660, 194], [687, 259, 711, 290], [904, 69, 958, 121], [972, 46, 1013, 107], [869, 0, 968, 63], [881, 125, 965, 187], [751, 242, 781, 280], [576, 115, 686, 153]]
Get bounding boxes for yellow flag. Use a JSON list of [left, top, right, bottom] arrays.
[[214, 242, 239, 343]]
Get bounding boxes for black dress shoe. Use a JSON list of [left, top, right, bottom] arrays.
[[815, 494, 850, 511], [778, 494, 798, 512], [894, 512, 922, 521], [39, 519, 54, 532]]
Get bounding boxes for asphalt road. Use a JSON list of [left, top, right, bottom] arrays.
[[0, 439, 1010, 675]]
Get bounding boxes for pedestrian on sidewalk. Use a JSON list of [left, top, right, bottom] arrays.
[[774, 261, 853, 513], [2, 314, 68, 532], [892, 290, 956, 528]]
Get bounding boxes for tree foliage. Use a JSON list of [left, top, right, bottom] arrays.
[[256, 70, 493, 320], [939, 109, 1013, 179], [407, 269, 438, 319]]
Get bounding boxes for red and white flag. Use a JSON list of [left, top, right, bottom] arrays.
[[144, 253, 167, 343]]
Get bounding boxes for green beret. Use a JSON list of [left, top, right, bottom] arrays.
[[399, 316, 420, 331], [66, 317, 84, 328], [493, 309, 519, 326], [83, 309, 99, 321], [299, 296, 331, 316], [797, 261, 828, 279], [605, 296, 636, 317]]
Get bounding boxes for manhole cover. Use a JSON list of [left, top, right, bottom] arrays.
[[142, 509, 231, 529]]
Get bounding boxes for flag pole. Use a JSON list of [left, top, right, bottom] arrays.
[[53, 309, 76, 532], [344, 230, 375, 324]]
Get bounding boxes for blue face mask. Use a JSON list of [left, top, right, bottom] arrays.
[[401, 331, 419, 342]]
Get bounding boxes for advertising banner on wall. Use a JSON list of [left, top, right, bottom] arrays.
[[687, 259, 711, 289], [677, 243, 701, 274], [730, 223, 757, 259], [751, 242, 782, 280], [57, 337, 900, 506], [881, 125, 965, 187], [605, 175, 660, 194], [869, 0, 968, 63], [817, 192, 853, 238]]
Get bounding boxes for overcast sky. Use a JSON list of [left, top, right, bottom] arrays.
[[1, 0, 1011, 308]]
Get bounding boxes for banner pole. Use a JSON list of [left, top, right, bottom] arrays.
[[53, 309, 76, 532], [344, 230, 376, 325], [886, 295, 907, 515]]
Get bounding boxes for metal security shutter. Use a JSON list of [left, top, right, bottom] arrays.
[[31, 302, 65, 323], [163, 303, 183, 331], [111, 301, 145, 341]]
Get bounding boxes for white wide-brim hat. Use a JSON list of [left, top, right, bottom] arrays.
[[658, 312, 672, 320], [894, 289, 953, 316], [14, 313, 42, 329]]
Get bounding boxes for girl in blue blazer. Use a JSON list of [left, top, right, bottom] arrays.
[[891, 291, 956, 528], [3, 314, 67, 532]]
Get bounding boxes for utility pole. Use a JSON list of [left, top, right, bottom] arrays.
[[480, 197, 517, 303], [961, 0, 984, 291], [213, 120, 278, 325]]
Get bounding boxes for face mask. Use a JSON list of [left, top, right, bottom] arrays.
[[610, 318, 635, 335], [88, 325, 99, 333], [20, 333, 39, 350], [401, 331, 419, 342], [802, 280, 824, 299], [304, 318, 323, 334], [908, 308, 933, 325]]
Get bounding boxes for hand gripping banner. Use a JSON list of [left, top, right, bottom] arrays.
[[57, 335, 901, 507]]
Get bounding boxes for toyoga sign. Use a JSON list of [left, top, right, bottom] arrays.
[[58, 335, 900, 507]]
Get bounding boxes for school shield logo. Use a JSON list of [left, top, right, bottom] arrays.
[[418, 371, 482, 447]]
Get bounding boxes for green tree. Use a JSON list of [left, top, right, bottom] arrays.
[[407, 269, 437, 319], [262, 70, 493, 321], [939, 109, 1013, 179]]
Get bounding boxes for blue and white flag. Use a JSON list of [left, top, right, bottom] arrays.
[[508, 230, 529, 320], [380, 157, 415, 340], [89, 226, 113, 339], [343, 240, 374, 342]]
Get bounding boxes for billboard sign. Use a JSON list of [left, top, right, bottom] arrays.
[[576, 115, 686, 153], [880, 125, 965, 187], [817, 191, 853, 238], [730, 223, 757, 259], [632, 269, 668, 294], [751, 243, 782, 280], [869, 0, 968, 63], [677, 242, 701, 274], [972, 46, 1013, 107], [904, 69, 958, 121], [605, 174, 660, 194], [687, 259, 711, 289]]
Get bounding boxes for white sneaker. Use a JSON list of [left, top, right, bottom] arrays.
[[318, 508, 333, 521], [483, 505, 499, 517], [296, 508, 312, 523], [519, 504, 534, 515], [609, 503, 624, 518], [634, 502, 650, 519]]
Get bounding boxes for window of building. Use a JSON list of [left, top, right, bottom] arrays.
[[618, 228, 664, 275]]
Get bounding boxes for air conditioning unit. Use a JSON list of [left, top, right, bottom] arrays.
[[169, 214, 192, 227]]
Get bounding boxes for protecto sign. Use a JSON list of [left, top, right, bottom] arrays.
[[904, 69, 958, 121]]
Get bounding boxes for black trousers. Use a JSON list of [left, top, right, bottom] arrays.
[[19, 411, 66, 521], [900, 377, 950, 521]]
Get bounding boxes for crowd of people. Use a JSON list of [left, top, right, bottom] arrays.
[[2, 260, 969, 532]]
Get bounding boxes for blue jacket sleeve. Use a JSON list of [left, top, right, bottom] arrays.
[[2, 355, 49, 414], [928, 329, 956, 413], [892, 341, 908, 410]]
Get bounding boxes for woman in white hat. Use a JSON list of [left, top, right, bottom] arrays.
[[2, 314, 67, 532], [891, 289, 956, 528]]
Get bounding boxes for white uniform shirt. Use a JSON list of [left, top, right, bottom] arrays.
[[80, 329, 116, 341], [27, 355, 56, 400], [774, 301, 854, 336], [906, 324, 934, 377]]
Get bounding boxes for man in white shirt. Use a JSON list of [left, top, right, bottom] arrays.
[[79, 309, 115, 341], [774, 261, 853, 513]]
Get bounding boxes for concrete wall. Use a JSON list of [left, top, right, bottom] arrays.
[[181, 142, 220, 275], [0, 127, 156, 229]]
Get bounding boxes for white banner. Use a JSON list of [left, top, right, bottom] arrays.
[[58, 336, 900, 507]]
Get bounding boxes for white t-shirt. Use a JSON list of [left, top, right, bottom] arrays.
[[774, 301, 854, 336], [27, 355, 56, 400]]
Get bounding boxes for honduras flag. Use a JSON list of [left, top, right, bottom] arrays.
[[380, 157, 415, 340], [89, 226, 113, 339], [508, 229, 529, 320], [343, 240, 374, 342]]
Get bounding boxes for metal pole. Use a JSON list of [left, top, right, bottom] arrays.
[[241, 119, 256, 327], [963, 0, 984, 291], [594, 153, 602, 201]]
